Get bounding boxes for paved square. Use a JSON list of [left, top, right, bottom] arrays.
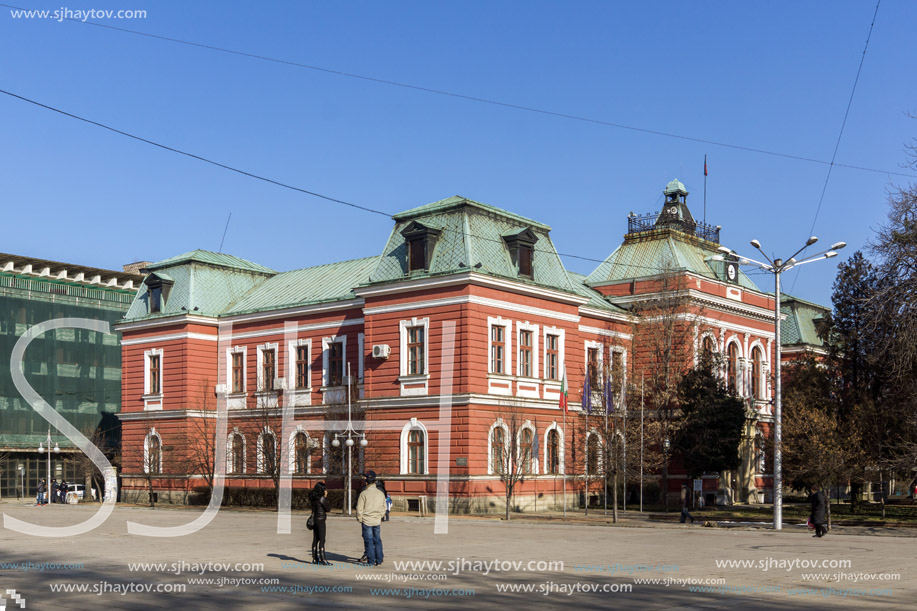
[[0, 502, 913, 609]]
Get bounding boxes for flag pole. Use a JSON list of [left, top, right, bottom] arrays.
[[703, 154, 707, 225], [640, 374, 644, 513], [562, 364, 567, 518]]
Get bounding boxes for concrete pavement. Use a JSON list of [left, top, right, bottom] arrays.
[[0, 501, 913, 609]]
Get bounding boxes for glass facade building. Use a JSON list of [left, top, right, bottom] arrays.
[[0, 254, 140, 499]]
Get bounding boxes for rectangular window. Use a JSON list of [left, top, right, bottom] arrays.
[[295, 345, 309, 389], [519, 330, 533, 377], [261, 349, 275, 391], [149, 354, 161, 395], [329, 341, 343, 386], [587, 347, 600, 390], [518, 244, 533, 277], [546, 334, 559, 380], [408, 326, 425, 375], [408, 239, 426, 272], [231, 352, 244, 393], [611, 351, 624, 394], [491, 326, 505, 374], [150, 287, 162, 313]]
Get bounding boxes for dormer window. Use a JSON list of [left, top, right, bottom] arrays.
[[503, 227, 538, 279], [143, 272, 174, 314], [400, 221, 442, 273]]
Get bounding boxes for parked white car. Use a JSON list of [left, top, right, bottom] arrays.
[[67, 484, 85, 502]]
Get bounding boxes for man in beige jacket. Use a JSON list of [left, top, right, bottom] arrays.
[[356, 470, 386, 565]]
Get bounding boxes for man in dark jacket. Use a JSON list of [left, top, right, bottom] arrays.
[[809, 485, 828, 537], [36, 478, 46, 505]]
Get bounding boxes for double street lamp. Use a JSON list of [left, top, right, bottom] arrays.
[[713, 236, 845, 530], [37, 428, 60, 504], [330, 363, 367, 515]]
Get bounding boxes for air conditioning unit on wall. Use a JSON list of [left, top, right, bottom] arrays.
[[372, 344, 391, 360]]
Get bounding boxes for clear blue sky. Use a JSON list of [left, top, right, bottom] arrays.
[[2, 1, 914, 306]]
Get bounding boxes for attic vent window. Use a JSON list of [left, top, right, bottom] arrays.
[[144, 273, 174, 314], [503, 228, 538, 279], [400, 221, 442, 273]]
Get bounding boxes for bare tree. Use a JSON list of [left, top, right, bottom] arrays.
[[66, 423, 120, 503], [493, 398, 535, 520], [183, 379, 218, 496]]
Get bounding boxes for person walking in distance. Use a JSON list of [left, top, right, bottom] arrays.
[[356, 470, 386, 566], [680, 484, 694, 524], [36, 478, 46, 505], [809, 485, 828, 537], [309, 481, 332, 565]]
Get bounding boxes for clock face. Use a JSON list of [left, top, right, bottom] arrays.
[[727, 263, 737, 281], [668, 206, 678, 215]]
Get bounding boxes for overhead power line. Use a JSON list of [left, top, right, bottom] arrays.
[[4, 1, 913, 180]]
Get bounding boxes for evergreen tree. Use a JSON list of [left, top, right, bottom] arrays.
[[674, 356, 745, 479]]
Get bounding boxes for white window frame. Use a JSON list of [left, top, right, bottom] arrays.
[[585, 429, 605, 476], [487, 316, 512, 375], [227, 429, 247, 475], [724, 336, 743, 395], [256, 427, 277, 474], [287, 339, 312, 407], [322, 335, 347, 388], [516, 421, 538, 475], [543, 422, 565, 475], [226, 346, 248, 409], [516, 321, 539, 379], [583, 340, 604, 410], [542, 326, 565, 382], [143, 428, 163, 474], [487, 419, 511, 475], [399, 318, 430, 397], [748, 340, 769, 401], [256, 342, 281, 392], [143, 348, 163, 410], [288, 426, 312, 475], [400, 418, 429, 475]]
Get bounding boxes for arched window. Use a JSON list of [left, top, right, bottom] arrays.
[[143, 429, 163, 474], [230, 434, 245, 475], [726, 342, 738, 392], [751, 346, 763, 399], [294, 432, 309, 475], [258, 430, 276, 475], [702, 336, 716, 360], [519, 428, 533, 474], [491, 427, 505, 475], [408, 430, 425, 474], [586, 434, 600, 476], [547, 429, 560, 474], [148, 434, 161, 475]]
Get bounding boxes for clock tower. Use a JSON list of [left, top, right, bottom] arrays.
[[654, 178, 698, 233]]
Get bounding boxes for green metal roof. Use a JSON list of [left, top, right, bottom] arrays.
[[780, 294, 829, 347], [586, 230, 760, 291], [226, 257, 378, 314], [664, 178, 688, 195], [148, 250, 276, 275], [393, 196, 551, 231], [566, 272, 628, 313], [369, 197, 575, 293]]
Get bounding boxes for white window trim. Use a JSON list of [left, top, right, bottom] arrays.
[[724, 336, 743, 394], [400, 418, 429, 475], [487, 419, 511, 475], [582, 340, 604, 411], [226, 346, 248, 408], [585, 429, 605, 476], [256, 342, 281, 392], [227, 428, 247, 475], [143, 348, 163, 410], [543, 422, 565, 475], [516, 321, 539, 379], [256, 427, 276, 474], [516, 421, 538, 475], [288, 426, 312, 475], [487, 316, 512, 375], [287, 338, 312, 390], [142, 428, 163, 474], [542, 326, 565, 382], [748, 340, 769, 401], [609, 346, 628, 407], [399, 318, 430, 397], [322, 335, 347, 388]]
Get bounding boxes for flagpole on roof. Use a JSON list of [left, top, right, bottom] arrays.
[[703, 155, 708, 226]]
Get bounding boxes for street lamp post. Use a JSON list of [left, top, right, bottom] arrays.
[[713, 236, 845, 530], [37, 428, 60, 505], [662, 437, 670, 511], [331, 364, 367, 516]]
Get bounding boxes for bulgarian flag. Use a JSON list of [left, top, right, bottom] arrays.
[[559, 366, 568, 413]]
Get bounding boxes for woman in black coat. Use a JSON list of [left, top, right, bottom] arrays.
[[809, 485, 828, 537], [309, 482, 332, 565]]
